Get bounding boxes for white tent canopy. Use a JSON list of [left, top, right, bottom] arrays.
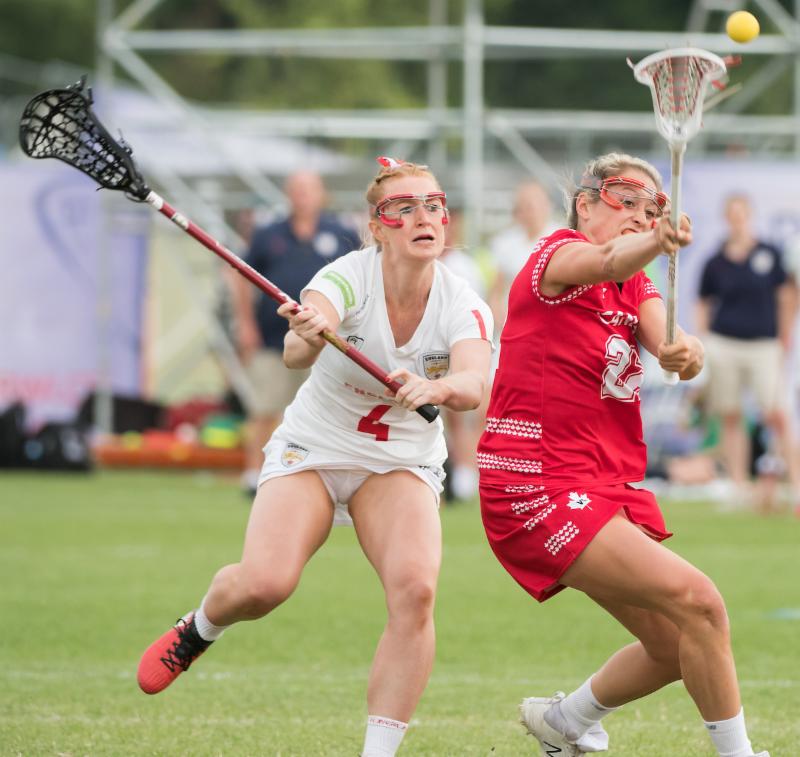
[[94, 85, 354, 179]]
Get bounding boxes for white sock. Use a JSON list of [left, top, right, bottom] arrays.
[[361, 715, 408, 757], [193, 600, 230, 642], [704, 708, 753, 757], [547, 677, 618, 741]]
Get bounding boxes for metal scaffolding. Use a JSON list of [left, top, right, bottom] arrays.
[[85, 0, 800, 412], [94, 0, 800, 237]]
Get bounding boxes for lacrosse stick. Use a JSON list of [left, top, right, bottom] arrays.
[[19, 77, 438, 422], [632, 48, 726, 385]]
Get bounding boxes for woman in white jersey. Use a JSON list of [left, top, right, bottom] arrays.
[[137, 157, 494, 756]]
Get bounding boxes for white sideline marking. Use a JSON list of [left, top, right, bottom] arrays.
[[3, 668, 797, 690]]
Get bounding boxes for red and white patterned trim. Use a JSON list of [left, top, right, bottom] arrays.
[[523, 502, 557, 531], [504, 483, 545, 494], [510, 494, 550, 514], [531, 234, 592, 305], [485, 416, 542, 439], [476, 452, 542, 474], [544, 521, 580, 555], [642, 278, 661, 298]]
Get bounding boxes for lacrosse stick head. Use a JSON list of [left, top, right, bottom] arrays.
[[19, 76, 150, 201], [632, 48, 727, 149]]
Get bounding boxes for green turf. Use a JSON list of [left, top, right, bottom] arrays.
[[1, 470, 797, 755]]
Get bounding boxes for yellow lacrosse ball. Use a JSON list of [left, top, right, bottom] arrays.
[[726, 11, 760, 43]]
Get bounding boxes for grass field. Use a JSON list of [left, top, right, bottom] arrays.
[[1, 470, 798, 756]]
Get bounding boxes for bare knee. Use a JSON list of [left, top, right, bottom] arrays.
[[236, 567, 299, 619], [386, 573, 437, 627], [765, 411, 787, 435], [666, 574, 729, 635], [721, 413, 741, 428]]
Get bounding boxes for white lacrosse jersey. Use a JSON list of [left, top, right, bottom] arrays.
[[273, 246, 494, 469]]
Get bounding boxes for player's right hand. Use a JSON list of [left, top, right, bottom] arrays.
[[278, 301, 328, 348], [654, 212, 692, 254]]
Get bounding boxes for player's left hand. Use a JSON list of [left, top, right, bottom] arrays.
[[385, 368, 447, 411], [657, 333, 704, 379]]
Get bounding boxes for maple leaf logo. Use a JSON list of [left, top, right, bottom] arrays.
[[566, 492, 592, 510]]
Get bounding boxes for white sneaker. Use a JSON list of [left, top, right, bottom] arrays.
[[519, 693, 584, 756], [575, 722, 609, 752], [752, 752, 770, 756]]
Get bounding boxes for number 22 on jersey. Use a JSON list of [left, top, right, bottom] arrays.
[[601, 335, 643, 401]]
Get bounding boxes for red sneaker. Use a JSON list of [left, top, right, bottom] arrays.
[[137, 613, 212, 694]]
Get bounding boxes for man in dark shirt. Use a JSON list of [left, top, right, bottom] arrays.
[[696, 193, 798, 512], [234, 171, 360, 494]]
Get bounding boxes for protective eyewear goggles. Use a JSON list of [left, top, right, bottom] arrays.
[[581, 175, 669, 223], [374, 192, 449, 228]]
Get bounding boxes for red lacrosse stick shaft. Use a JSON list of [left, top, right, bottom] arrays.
[[144, 192, 438, 423]]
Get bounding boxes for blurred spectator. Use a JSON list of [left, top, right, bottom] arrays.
[[440, 180, 558, 502], [439, 207, 489, 501], [640, 369, 722, 494], [488, 181, 557, 331], [781, 230, 800, 514], [641, 369, 713, 482], [440, 207, 486, 295], [696, 193, 799, 512], [233, 171, 360, 495], [218, 207, 256, 348]]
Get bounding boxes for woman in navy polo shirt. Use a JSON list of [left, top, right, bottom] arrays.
[[697, 193, 798, 513]]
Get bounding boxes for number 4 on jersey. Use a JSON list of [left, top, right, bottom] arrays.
[[357, 404, 392, 441]]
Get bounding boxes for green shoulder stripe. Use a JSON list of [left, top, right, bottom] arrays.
[[322, 270, 355, 309]]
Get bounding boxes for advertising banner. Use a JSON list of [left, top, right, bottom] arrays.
[[0, 163, 150, 429]]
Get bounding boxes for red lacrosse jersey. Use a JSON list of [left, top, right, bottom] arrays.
[[478, 228, 663, 486]]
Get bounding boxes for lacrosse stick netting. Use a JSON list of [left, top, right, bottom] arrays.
[[19, 77, 439, 422], [632, 48, 726, 385], [20, 77, 149, 200]]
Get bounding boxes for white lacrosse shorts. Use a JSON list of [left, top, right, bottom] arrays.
[[257, 438, 444, 526]]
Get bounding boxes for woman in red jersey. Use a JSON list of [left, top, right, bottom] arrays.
[[479, 153, 768, 757]]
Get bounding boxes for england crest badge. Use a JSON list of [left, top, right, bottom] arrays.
[[422, 352, 450, 380], [281, 442, 310, 468]]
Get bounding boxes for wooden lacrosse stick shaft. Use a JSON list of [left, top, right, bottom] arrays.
[[144, 191, 439, 423], [663, 143, 686, 386], [631, 49, 727, 387]]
